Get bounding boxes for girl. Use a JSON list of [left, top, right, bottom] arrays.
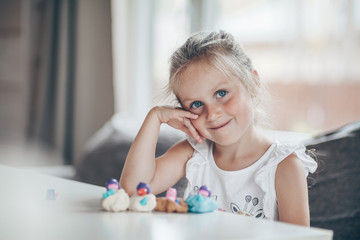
[[120, 30, 317, 226]]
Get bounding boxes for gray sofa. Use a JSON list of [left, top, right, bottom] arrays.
[[306, 121, 360, 240]]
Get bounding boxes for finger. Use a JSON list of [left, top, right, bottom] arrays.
[[174, 108, 198, 120], [183, 118, 202, 143], [186, 112, 199, 120]]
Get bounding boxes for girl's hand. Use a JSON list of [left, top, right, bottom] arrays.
[[153, 106, 204, 143]]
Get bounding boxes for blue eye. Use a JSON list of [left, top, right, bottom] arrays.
[[191, 101, 203, 109], [216, 90, 227, 98]]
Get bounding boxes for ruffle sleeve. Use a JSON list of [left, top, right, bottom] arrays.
[[254, 142, 318, 220], [186, 137, 212, 160]]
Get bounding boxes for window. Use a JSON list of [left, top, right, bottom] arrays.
[[112, 0, 189, 118], [213, 0, 360, 133], [215, 0, 360, 84], [112, 0, 360, 133], [152, 0, 190, 106]]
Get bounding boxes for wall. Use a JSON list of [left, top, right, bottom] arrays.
[[0, 0, 115, 167], [0, 0, 27, 143], [74, 0, 114, 165], [269, 83, 360, 134]]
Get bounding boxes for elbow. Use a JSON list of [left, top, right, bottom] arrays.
[[119, 176, 135, 196]]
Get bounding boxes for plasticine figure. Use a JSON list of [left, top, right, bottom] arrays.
[[165, 188, 177, 201], [185, 185, 217, 213], [129, 182, 156, 212], [102, 178, 130, 212], [198, 185, 211, 197], [155, 188, 188, 213], [106, 178, 120, 191], [136, 182, 150, 196]]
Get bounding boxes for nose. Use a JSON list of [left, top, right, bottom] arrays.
[[206, 103, 222, 121]]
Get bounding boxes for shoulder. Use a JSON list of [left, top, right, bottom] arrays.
[[275, 153, 309, 200], [275, 153, 306, 182], [269, 142, 317, 176]]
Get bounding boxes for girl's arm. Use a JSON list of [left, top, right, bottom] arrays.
[[275, 154, 311, 226], [119, 106, 201, 195]]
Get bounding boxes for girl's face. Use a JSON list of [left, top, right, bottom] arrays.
[[176, 61, 255, 146]]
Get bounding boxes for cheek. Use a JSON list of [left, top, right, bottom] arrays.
[[225, 96, 252, 120]]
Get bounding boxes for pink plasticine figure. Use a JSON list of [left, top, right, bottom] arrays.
[[165, 188, 177, 201]]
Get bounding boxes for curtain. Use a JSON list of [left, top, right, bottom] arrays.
[[26, 0, 114, 165]]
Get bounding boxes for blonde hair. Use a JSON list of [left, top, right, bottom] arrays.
[[168, 30, 270, 128]]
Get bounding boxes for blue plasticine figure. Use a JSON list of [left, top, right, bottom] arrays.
[[185, 185, 218, 213]]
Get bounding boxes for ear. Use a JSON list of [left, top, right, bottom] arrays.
[[250, 70, 261, 100], [253, 70, 261, 88]]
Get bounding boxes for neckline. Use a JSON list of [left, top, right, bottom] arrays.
[[209, 142, 276, 175]]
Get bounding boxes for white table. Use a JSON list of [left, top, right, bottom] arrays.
[[0, 165, 332, 240]]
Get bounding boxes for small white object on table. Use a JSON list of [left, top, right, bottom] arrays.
[[0, 165, 332, 240]]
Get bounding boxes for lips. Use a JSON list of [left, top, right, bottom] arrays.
[[210, 119, 231, 130]]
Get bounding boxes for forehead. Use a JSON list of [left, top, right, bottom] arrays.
[[175, 61, 240, 102], [179, 61, 224, 86]]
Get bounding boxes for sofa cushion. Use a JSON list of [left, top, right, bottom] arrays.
[[306, 121, 360, 240]]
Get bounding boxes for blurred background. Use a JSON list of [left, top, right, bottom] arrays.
[[0, 0, 359, 170]]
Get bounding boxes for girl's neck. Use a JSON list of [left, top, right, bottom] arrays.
[[213, 126, 272, 171]]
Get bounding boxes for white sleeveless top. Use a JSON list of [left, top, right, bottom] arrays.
[[183, 137, 318, 220]]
